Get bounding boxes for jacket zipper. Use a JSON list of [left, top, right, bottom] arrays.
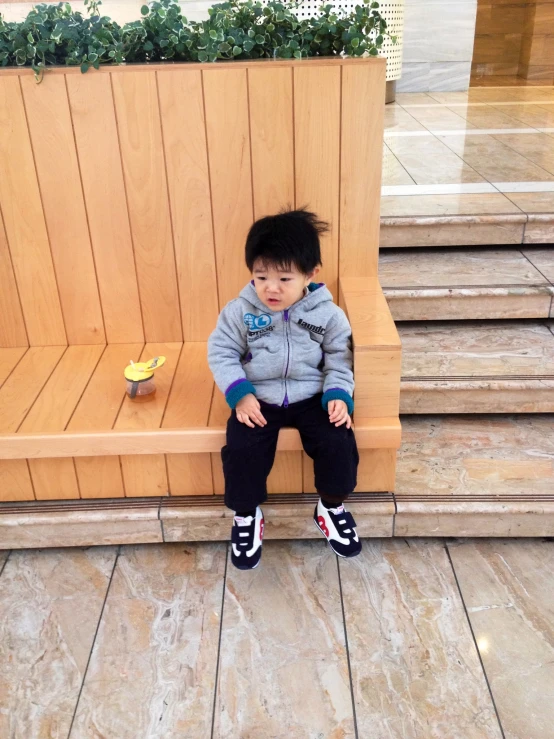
[[283, 309, 290, 407]]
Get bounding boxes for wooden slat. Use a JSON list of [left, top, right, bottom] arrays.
[[0, 347, 26, 388], [248, 66, 295, 218], [0, 207, 27, 348], [339, 60, 386, 280], [203, 68, 253, 308], [0, 346, 66, 432], [294, 65, 341, 300], [157, 70, 219, 342], [20, 345, 105, 500], [0, 345, 65, 502], [0, 77, 66, 345], [162, 342, 214, 495], [66, 73, 144, 344], [21, 75, 106, 345], [111, 72, 182, 342], [114, 342, 182, 497], [0, 418, 402, 459], [68, 343, 144, 498]]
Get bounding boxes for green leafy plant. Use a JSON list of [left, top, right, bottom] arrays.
[[0, 0, 397, 81]]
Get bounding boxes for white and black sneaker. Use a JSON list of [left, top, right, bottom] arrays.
[[314, 499, 362, 558], [231, 507, 264, 570]]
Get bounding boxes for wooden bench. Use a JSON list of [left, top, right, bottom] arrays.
[[0, 57, 401, 513]]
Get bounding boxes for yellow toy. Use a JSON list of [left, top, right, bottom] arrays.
[[124, 356, 166, 399]]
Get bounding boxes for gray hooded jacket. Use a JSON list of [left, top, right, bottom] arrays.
[[207, 281, 354, 414]]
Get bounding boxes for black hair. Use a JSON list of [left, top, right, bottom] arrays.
[[245, 207, 328, 275]]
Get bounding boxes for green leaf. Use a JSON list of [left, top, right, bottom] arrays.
[[80, 62, 89, 72], [141, 4, 149, 15], [255, 33, 264, 44], [369, 46, 378, 55], [209, 29, 217, 39], [198, 50, 208, 61], [351, 36, 359, 48], [144, 40, 154, 50], [376, 34, 382, 44], [218, 41, 231, 51], [232, 44, 242, 56]]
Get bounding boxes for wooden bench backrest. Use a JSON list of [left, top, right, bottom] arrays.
[[0, 58, 385, 348]]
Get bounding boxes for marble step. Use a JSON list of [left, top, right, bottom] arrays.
[[380, 247, 554, 320], [399, 319, 554, 413], [379, 212, 554, 248], [394, 413, 554, 536], [1, 414, 552, 546]]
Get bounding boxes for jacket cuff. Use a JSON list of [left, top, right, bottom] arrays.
[[225, 379, 256, 409], [322, 388, 354, 415]]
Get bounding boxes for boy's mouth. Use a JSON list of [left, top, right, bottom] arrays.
[[267, 298, 281, 305]]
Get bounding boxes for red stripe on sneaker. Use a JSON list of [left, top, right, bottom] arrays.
[[317, 515, 329, 537]]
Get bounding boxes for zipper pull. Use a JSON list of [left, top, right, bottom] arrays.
[[284, 309, 289, 322]]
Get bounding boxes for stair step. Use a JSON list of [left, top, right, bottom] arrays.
[[380, 247, 554, 320], [379, 212, 554, 248], [395, 414, 554, 536], [399, 320, 554, 413]]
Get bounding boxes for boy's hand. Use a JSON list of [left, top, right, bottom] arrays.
[[327, 399, 352, 429], [235, 393, 267, 428]]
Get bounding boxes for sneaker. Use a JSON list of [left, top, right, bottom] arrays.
[[231, 507, 264, 570], [314, 499, 362, 558]]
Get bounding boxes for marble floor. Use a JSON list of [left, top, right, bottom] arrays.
[[1, 539, 553, 738], [383, 86, 554, 221]]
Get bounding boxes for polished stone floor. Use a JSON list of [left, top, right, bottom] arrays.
[[1, 538, 553, 738], [382, 86, 554, 218]]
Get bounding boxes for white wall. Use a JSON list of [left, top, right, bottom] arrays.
[[397, 0, 478, 92]]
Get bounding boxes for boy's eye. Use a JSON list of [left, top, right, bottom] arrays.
[[257, 276, 266, 281], [280, 278, 291, 282]]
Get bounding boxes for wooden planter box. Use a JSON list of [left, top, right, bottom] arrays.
[[0, 57, 401, 544]]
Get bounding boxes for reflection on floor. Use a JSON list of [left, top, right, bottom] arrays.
[[1, 539, 553, 738], [383, 86, 554, 224]]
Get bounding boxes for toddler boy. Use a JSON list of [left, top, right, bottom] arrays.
[[208, 209, 360, 570]]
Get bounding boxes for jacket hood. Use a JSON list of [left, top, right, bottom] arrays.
[[239, 281, 333, 313]]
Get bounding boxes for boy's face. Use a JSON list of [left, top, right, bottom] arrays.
[[252, 260, 320, 311]]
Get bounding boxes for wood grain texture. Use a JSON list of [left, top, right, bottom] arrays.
[[157, 70, 219, 342], [67, 72, 144, 344], [0, 345, 65, 502], [340, 60, 386, 279], [20, 74, 106, 345], [294, 65, 341, 299], [162, 342, 214, 495], [203, 68, 253, 308], [111, 72, 182, 342], [68, 343, 143, 498], [0, 77, 66, 345], [0, 347, 26, 388], [20, 345, 105, 500], [0, 419, 401, 459], [115, 342, 182, 497], [248, 66, 295, 219], [0, 207, 27, 348]]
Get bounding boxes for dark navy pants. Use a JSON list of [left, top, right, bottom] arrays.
[[221, 393, 359, 511]]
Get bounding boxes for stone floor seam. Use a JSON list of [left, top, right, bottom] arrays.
[[444, 542, 506, 739], [66, 545, 121, 739], [210, 542, 228, 739]]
